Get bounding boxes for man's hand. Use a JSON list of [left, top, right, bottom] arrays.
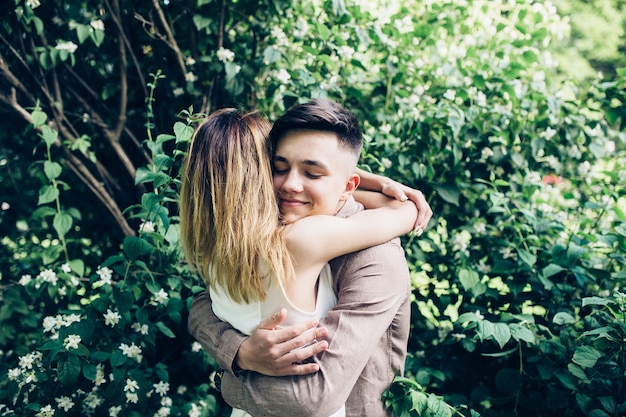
[[235, 308, 329, 376], [381, 181, 432, 234]]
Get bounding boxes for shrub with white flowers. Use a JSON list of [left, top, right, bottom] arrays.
[[1, 1, 624, 417]]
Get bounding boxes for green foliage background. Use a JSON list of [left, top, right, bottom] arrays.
[[0, 0, 625, 416]]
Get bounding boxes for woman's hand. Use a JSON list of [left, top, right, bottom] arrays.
[[356, 168, 432, 234], [380, 181, 432, 235]]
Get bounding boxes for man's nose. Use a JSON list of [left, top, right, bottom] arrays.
[[281, 170, 303, 193]]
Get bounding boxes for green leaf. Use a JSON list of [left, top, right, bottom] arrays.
[[38, 185, 59, 205], [572, 345, 602, 368], [314, 22, 330, 41], [58, 354, 81, 386], [493, 323, 512, 349], [174, 122, 194, 144], [459, 268, 478, 291], [110, 349, 127, 367], [495, 368, 522, 395], [436, 184, 460, 206], [76, 24, 90, 43], [123, 236, 154, 260], [457, 312, 483, 324], [477, 320, 495, 342], [31, 109, 48, 127], [553, 312, 576, 325], [582, 296, 611, 307], [41, 125, 58, 148], [68, 259, 85, 277], [113, 287, 134, 313], [156, 321, 176, 338], [44, 161, 62, 180], [509, 323, 535, 344], [427, 393, 452, 417], [518, 248, 536, 267], [53, 212, 73, 238], [542, 263, 565, 278], [91, 29, 105, 47], [263, 46, 281, 65]]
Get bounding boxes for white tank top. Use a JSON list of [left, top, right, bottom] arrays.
[[211, 264, 337, 335], [210, 264, 345, 417]]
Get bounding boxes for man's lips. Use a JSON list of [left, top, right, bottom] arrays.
[[279, 198, 308, 208]]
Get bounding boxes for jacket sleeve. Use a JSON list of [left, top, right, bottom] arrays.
[[188, 290, 247, 374], [221, 240, 410, 417]]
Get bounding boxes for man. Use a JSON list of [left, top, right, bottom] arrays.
[[188, 99, 432, 416]]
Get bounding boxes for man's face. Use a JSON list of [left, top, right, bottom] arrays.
[[272, 129, 359, 224]]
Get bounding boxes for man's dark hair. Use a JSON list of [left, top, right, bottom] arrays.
[[269, 99, 363, 158]]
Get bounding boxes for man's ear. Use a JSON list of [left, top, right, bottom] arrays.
[[340, 172, 360, 200]]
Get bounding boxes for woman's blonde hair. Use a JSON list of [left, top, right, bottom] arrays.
[[179, 108, 293, 303]]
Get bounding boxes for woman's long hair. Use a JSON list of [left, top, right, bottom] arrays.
[[179, 108, 293, 303]]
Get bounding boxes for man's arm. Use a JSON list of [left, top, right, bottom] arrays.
[[220, 241, 410, 417], [188, 290, 246, 374], [188, 291, 328, 375]]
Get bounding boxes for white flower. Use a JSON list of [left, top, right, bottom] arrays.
[[186, 57, 196, 66], [216, 47, 235, 63], [161, 396, 173, 407], [477, 259, 491, 274], [94, 364, 106, 386], [276, 69, 291, 83], [156, 406, 171, 417], [152, 289, 169, 305], [1, 202, 9, 210], [188, 404, 201, 417], [103, 309, 121, 327], [191, 341, 202, 352], [578, 160, 591, 176], [84, 391, 103, 410], [61, 263, 71, 273], [500, 246, 517, 260], [126, 392, 139, 404], [109, 406, 122, 417], [19, 274, 32, 286], [140, 220, 155, 233], [173, 87, 184, 97], [64, 334, 81, 350], [185, 72, 197, 82], [26, 0, 41, 9], [540, 127, 557, 140], [337, 45, 354, 59], [476, 91, 487, 107], [96, 266, 113, 286], [132, 322, 150, 335], [177, 385, 188, 395], [119, 342, 143, 362], [19, 353, 36, 370], [8, 368, 21, 380], [64, 313, 82, 326], [124, 378, 139, 392], [39, 269, 58, 285], [379, 124, 392, 135], [90, 20, 104, 31], [35, 404, 54, 417], [55, 41, 78, 53], [55, 396, 74, 412], [153, 381, 170, 396], [473, 222, 486, 234], [443, 89, 456, 101], [270, 27, 288, 46]]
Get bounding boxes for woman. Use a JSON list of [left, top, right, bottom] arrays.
[[179, 108, 416, 417]]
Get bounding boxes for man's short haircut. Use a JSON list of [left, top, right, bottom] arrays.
[[269, 99, 363, 161]]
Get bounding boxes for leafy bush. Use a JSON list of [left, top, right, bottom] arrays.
[[1, 0, 625, 416]]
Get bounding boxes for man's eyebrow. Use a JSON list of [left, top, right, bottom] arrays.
[[273, 155, 328, 169]]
